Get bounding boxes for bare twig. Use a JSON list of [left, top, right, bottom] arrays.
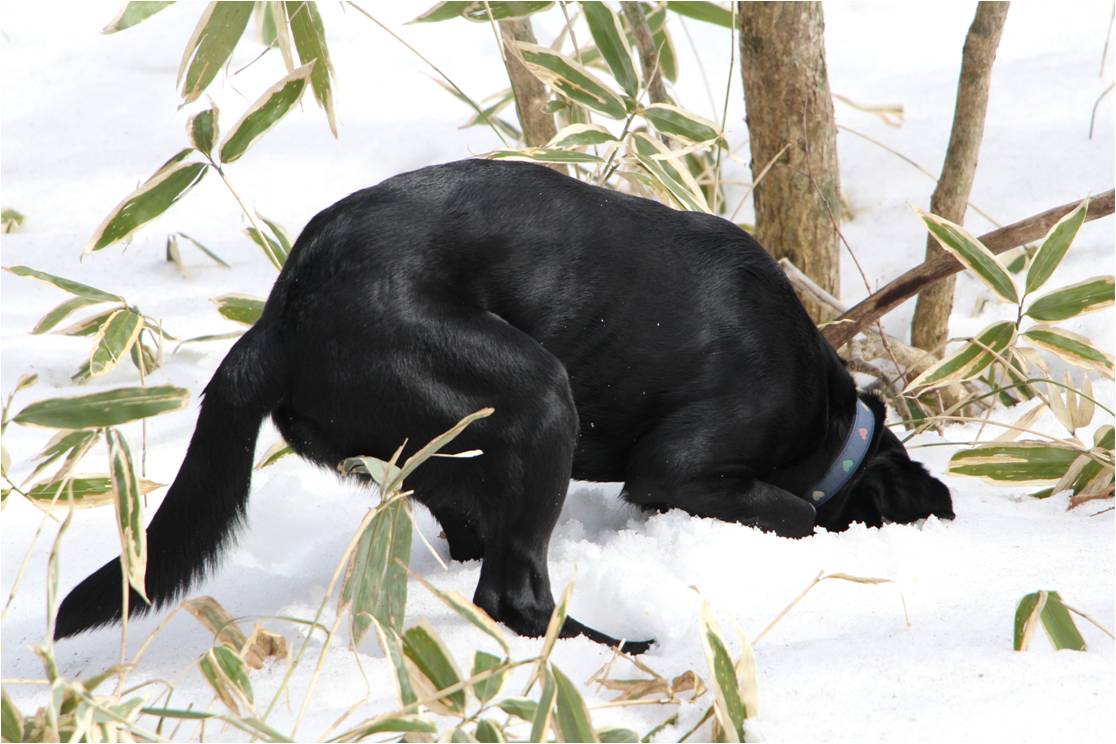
[[824, 189, 1116, 348]]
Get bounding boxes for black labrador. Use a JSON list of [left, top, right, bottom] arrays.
[[55, 159, 953, 651]]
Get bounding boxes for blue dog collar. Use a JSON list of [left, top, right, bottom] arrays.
[[807, 398, 876, 507]]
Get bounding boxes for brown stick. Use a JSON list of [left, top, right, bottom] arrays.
[[621, 2, 669, 105], [823, 189, 1115, 349], [498, 18, 560, 161], [909, 2, 1009, 353]]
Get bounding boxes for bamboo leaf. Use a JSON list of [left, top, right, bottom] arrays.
[[177, 232, 231, 267], [13, 386, 189, 429], [371, 619, 418, 707], [597, 727, 639, 743], [86, 162, 210, 253], [546, 123, 617, 148], [1025, 198, 1090, 293], [87, 309, 144, 379], [243, 226, 287, 268], [1039, 591, 1087, 651], [510, 41, 628, 119], [341, 498, 413, 641], [1, 689, 24, 744], [647, 7, 678, 82], [526, 582, 572, 692], [339, 454, 404, 488], [58, 308, 119, 338], [497, 698, 537, 721], [487, 148, 603, 164], [178, 2, 254, 104], [642, 103, 721, 144], [31, 296, 103, 335], [1023, 326, 1114, 376], [183, 596, 248, 650], [905, 321, 1016, 391], [255, 441, 294, 469], [475, 719, 506, 743], [700, 603, 746, 742], [397, 408, 493, 484], [917, 209, 1018, 303], [103, 1, 174, 33], [219, 62, 314, 164], [1024, 276, 1114, 321], [212, 294, 265, 326], [27, 429, 98, 483], [529, 669, 557, 743], [402, 620, 466, 715], [666, 1, 735, 28], [106, 428, 149, 602], [949, 441, 1082, 485], [4, 266, 123, 303], [198, 649, 243, 714], [284, 1, 336, 136], [412, 1, 553, 23], [212, 645, 254, 704], [630, 132, 710, 213], [582, 2, 639, 99], [1014, 591, 1046, 651], [345, 715, 437, 738], [551, 664, 599, 743], [187, 105, 220, 158], [471, 651, 505, 703], [410, 1, 471, 23], [26, 474, 158, 514], [411, 572, 510, 655]]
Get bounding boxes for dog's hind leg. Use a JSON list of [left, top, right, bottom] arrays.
[[427, 503, 485, 561]]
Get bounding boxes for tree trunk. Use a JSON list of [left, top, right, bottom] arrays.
[[498, 17, 559, 154], [738, 1, 841, 321], [621, 3, 669, 105], [910, 2, 1009, 352]]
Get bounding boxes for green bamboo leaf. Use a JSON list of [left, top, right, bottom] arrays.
[[462, 1, 553, 21], [402, 620, 466, 714], [1023, 326, 1114, 376], [1040, 591, 1087, 650], [631, 132, 711, 213], [526, 582, 572, 692], [530, 669, 557, 743], [551, 664, 599, 743], [87, 309, 144, 379], [497, 697, 538, 721], [646, 7, 678, 82], [212, 293, 265, 326], [106, 428, 149, 602], [13, 385, 189, 429], [905, 321, 1016, 391], [339, 454, 404, 488], [666, 1, 735, 28], [198, 649, 243, 714], [582, 2, 639, 99], [28, 429, 98, 483], [219, 62, 314, 164], [213, 645, 254, 704], [146, 148, 197, 184], [410, 1, 470, 23], [597, 727, 639, 743], [643, 103, 721, 144], [173, 232, 229, 267], [346, 715, 438, 738], [256, 441, 294, 469], [177, 2, 254, 104], [86, 162, 210, 253], [1, 689, 24, 744], [187, 105, 220, 158], [342, 498, 413, 641], [243, 226, 287, 268], [371, 619, 418, 707], [1025, 198, 1090, 293], [1, 208, 25, 234], [58, 308, 120, 338], [259, 215, 293, 256], [103, 1, 174, 33], [130, 340, 160, 376], [4, 266, 123, 303], [412, 572, 510, 655], [949, 441, 1082, 485], [397, 408, 492, 484], [511, 41, 628, 119], [475, 719, 506, 743], [31, 296, 103, 335], [917, 209, 1018, 303], [545, 123, 617, 148], [284, 1, 336, 136], [487, 148, 603, 164], [472, 651, 505, 703], [700, 603, 746, 742], [1024, 276, 1114, 321], [1013, 591, 1045, 650]]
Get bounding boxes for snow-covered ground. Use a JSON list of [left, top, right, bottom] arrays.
[[2, 2, 1113, 741]]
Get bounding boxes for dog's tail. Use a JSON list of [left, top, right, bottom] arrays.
[[54, 324, 285, 639]]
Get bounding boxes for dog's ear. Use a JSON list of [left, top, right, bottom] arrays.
[[859, 426, 954, 524]]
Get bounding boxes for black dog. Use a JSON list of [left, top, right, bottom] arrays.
[[55, 160, 953, 650]]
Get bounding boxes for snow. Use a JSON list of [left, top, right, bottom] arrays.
[[2, 1, 1113, 742]]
